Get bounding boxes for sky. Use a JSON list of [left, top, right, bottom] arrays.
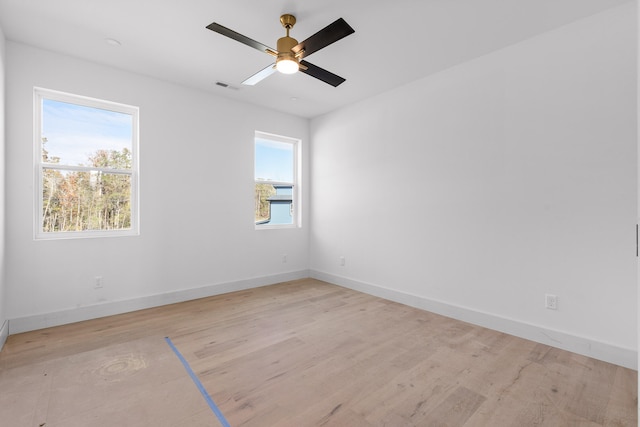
[[42, 99, 133, 167], [255, 138, 294, 182]]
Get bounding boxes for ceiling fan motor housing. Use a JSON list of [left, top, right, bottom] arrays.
[[277, 36, 298, 61]]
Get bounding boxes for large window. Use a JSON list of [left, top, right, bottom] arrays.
[[254, 131, 300, 228], [34, 88, 139, 239]]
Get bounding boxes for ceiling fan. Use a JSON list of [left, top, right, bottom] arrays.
[[206, 14, 354, 87]]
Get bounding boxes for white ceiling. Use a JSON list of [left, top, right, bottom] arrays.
[[0, 0, 632, 119]]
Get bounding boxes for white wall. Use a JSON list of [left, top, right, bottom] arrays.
[[310, 3, 637, 368], [0, 22, 7, 349], [5, 42, 310, 331]]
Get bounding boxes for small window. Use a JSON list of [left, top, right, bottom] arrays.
[[254, 131, 300, 228], [34, 88, 139, 239]]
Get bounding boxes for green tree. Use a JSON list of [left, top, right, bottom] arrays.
[[42, 145, 133, 232], [255, 183, 276, 222]]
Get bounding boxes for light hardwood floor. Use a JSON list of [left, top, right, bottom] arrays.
[[0, 279, 636, 426]]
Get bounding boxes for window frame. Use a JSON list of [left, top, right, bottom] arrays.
[[33, 87, 140, 240], [254, 131, 301, 230]]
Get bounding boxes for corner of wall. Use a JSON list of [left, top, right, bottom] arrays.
[[0, 17, 6, 353]]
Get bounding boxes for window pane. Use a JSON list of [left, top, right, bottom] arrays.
[[254, 132, 298, 228], [255, 138, 293, 182], [42, 99, 133, 168], [42, 169, 132, 232]]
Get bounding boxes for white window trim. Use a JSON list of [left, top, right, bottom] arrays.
[[34, 87, 140, 240], [255, 131, 301, 230]]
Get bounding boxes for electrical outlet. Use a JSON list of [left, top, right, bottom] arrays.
[[545, 294, 557, 310], [94, 276, 103, 289], [339, 256, 345, 266], [282, 254, 287, 263]]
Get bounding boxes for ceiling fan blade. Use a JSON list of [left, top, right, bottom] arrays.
[[299, 60, 346, 87], [242, 64, 277, 86], [292, 18, 354, 58], [206, 22, 275, 54]]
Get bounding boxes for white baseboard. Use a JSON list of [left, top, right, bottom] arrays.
[[8, 269, 636, 370], [0, 319, 8, 351], [310, 270, 637, 370], [9, 270, 310, 335]]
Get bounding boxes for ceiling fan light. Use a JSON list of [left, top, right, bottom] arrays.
[[276, 58, 299, 74]]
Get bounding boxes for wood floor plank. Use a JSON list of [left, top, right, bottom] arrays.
[[0, 278, 636, 426], [603, 366, 638, 426], [418, 386, 487, 426]]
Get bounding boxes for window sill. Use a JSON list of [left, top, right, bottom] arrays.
[[35, 229, 139, 241]]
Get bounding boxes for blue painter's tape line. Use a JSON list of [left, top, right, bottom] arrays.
[[165, 336, 231, 427]]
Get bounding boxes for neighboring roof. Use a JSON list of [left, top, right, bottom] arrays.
[[268, 195, 292, 202]]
